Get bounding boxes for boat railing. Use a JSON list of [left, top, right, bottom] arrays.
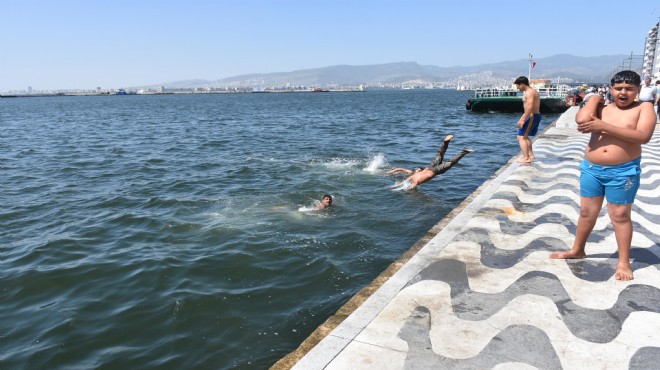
[[473, 85, 570, 99], [473, 89, 520, 98], [537, 85, 571, 98]]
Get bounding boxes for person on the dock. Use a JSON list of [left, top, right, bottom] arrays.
[[638, 76, 657, 104], [550, 70, 656, 281], [314, 194, 333, 210], [581, 87, 599, 107], [655, 80, 660, 118], [514, 76, 541, 164], [604, 85, 613, 105], [386, 134, 475, 190]]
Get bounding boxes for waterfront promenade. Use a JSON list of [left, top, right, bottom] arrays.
[[275, 106, 660, 369]]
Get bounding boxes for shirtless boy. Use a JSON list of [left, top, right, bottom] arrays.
[[514, 76, 541, 163], [550, 70, 656, 281], [386, 134, 475, 189]]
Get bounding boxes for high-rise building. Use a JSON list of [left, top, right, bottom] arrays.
[[642, 22, 659, 80]]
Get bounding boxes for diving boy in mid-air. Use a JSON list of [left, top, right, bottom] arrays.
[[386, 134, 475, 190], [549, 70, 656, 281]]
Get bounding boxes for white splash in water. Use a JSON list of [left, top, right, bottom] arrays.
[[297, 198, 322, 212], [390, 179, 414, 191], [363, 153, 387, 173], [323, 158, 361, 170]]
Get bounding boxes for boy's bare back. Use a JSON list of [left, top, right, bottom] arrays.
[[523, 88, 541, 114]]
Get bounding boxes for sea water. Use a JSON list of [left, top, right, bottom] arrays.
[[1, 90, 557, 369]]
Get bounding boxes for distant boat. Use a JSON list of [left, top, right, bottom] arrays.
[[465, 85, 570, 114], [312, 87, 329, 92], [115, 89, 136, 95]]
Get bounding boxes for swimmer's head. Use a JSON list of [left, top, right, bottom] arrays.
[[321, 194, 333, 206]]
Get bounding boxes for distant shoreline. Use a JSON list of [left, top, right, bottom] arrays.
[[0, 89, 369, 98]]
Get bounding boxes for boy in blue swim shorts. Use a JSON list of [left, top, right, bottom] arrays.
[[579, 158, 641, 205], [514, 76, 541, 163], [550, 70, 657, 281]]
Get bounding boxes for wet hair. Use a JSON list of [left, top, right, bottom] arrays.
[[611, 70, 641, 86], [514, 76, 529, 86], [322, 194, 332, 201]]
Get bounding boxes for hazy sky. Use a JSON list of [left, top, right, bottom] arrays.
[[2, 0, 659, 91]]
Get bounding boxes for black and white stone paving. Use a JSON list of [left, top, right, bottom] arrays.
[[293, 110, 660, 369]]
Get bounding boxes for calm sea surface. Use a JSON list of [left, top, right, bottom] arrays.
[[1, 90, 557, 369]]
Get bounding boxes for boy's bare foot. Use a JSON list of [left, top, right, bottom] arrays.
[[444, 134, 454, 142], [517, 157, 532, 163], [549, 249, 586, 259], [615, 261, 634, 281]]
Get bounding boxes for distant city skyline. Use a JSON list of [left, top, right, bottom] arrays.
[[2, 0, 659, 92]]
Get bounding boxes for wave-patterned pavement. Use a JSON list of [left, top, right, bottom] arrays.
[[289, 115, 660, 369]]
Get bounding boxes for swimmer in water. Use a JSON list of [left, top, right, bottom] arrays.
[[386, 134, 475, 189], [313, 194, 333, 210]]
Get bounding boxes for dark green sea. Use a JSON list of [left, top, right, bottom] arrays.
[[1, 90, 557, 369]]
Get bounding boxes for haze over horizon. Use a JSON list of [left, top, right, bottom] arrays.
[[2, 0, 659, 91]]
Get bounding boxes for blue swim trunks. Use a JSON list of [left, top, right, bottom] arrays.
[[517, 113, 541, 137], [579, 158, 641, 204]]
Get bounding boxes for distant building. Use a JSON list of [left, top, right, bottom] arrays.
[[27, 86, 33, 94], [529, 79, 550, 89], [642, 22, 659, 80]]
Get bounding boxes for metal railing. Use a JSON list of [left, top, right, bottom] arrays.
[[473, 85, 570, 98]]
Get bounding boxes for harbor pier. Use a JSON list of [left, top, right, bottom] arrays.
[[275, 106, 660, 369]]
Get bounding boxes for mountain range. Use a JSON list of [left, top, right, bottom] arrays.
[[151, 54, 633, 89]]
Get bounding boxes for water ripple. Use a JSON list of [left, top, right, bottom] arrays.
[[1, 91, 559, 369]]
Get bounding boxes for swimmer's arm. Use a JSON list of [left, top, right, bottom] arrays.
[[576, 95, 604, 123], [581, 104, 656, 144], [386, 167, 413, 175]]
